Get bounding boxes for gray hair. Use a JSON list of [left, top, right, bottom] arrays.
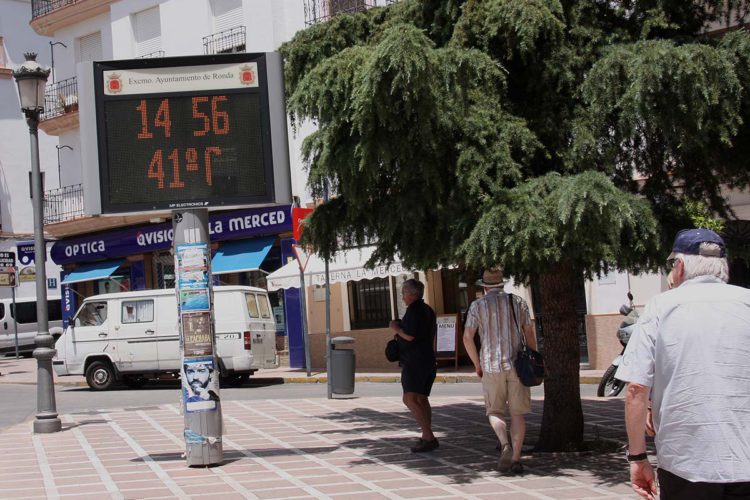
[[402, 279, 424, 299], [674, 243, 729, 283]]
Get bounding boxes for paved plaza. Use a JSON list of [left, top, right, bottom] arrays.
[[0, 391, 639, 500]]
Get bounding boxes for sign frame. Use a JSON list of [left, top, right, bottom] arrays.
[[91, 53, 290, 215], [435, 313, 460, 370]]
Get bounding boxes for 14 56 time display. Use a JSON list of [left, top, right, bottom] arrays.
[[102, 91, 268, 210]]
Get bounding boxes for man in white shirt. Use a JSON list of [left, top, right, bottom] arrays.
[[463, 268, 537, 474], [616, 228, 750, 500]]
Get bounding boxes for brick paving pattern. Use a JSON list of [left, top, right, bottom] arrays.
[[0, 396, 638, 499]]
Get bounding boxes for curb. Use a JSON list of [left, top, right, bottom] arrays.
[[1, 375, 602, 387]]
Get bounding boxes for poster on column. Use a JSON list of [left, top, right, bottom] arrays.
[[182, 312, 213, 356], [182, 357, 219, 412], [176, 243, 209, 290]]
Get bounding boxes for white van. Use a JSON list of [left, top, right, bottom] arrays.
[[53, 286, 279, 390], [0, 296, 64, 356]]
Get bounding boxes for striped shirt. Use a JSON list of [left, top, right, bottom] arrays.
[[465, 289, 531, 373]]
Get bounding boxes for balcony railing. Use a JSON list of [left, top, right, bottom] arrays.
[[304, 0, 375, 26], [137, 50, 165, 59], [41, 76, 78, 121], [31, 0, 78, 19], [44, 183, 84, 225], [203, 26, 246, 55]]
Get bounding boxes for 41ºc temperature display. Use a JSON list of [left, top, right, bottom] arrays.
[[102, 92, 269, 210]]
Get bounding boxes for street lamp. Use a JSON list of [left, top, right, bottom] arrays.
[[13, 52, 61, 434]]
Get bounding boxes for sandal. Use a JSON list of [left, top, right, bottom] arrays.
[[411, 438, 439, 453], [510, 461, 524, 474]]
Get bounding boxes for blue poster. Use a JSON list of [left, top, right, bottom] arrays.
[[179, 289, 209, 312]]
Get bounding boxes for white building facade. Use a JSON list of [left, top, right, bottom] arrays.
[[10, 0, 750, 369]]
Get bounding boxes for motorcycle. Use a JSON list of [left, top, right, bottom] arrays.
[[597, 292, 639, 397]]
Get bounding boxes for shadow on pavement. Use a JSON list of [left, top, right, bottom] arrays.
[[311, 397, 636, 487]]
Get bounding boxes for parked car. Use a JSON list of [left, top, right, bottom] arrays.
[[0, 295, 64, 356], [53, 286, 279, 390]]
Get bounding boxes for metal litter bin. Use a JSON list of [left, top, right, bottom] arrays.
[[330, 336, 355, 395]]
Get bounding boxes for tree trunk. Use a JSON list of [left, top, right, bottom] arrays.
[[534, 263, 585, 451]]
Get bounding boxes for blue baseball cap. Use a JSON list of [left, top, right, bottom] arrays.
[[668, 228, 726, 260]]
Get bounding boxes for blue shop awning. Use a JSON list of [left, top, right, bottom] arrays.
[[211, 237, 275, 275], [62, 259, 125, 285]]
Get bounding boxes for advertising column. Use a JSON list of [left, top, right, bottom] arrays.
[[174, 210, 223, 466]]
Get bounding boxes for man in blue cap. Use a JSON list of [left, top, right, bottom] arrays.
[[616, 228, 750, 499]]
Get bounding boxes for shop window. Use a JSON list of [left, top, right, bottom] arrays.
[[122, 300, 154, 324], [348, 277, 391, 330], [154, 253, 175, 289]]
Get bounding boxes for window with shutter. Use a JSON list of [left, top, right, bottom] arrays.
[[211, 0, 243, 33], [133, 7, 161, 57], [76, 32, 102, 63]]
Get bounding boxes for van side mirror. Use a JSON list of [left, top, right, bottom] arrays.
[[619, 304, 632, 316]]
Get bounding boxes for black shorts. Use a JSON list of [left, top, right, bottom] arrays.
[[401, 365, 437, 396], [658, 468, 750, 500]]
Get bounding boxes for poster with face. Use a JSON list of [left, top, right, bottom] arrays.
[[182, 357, 219, 412]]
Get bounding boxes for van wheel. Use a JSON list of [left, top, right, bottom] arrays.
[[86, 361, 115, 391], [123, 375, 147, 389]]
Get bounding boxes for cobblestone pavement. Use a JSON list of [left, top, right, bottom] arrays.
[[0, 395, 639, 499]]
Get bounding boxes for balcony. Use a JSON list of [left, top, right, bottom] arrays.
[[30, 0, 115, 36], [39, 77, 78, 135], [203, 26, 246, 55], [304, 0, 375, 26], [44, 183, 84, 225], [138, 50, 166, 59]]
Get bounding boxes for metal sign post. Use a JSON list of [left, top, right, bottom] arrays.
[[11, 286, 19, 359], [173, 209, 223, 467], [0, 253, 19, 358]]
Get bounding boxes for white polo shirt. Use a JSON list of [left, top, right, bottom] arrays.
[[616, 276, 750, 482]]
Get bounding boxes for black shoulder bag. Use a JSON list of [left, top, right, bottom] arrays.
[[508, 294, 545, 387]]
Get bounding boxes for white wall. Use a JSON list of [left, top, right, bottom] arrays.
[[0, 0, 62, 299]]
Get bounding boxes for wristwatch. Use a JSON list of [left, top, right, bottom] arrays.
[[626, 451, 648, 462]]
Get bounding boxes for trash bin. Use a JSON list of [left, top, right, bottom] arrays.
[[330, 336, 355, 395]]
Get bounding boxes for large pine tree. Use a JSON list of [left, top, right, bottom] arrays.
[[281, 0, 750, 451]]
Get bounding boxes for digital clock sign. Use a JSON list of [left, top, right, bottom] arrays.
[[91, 53, 291, 214]]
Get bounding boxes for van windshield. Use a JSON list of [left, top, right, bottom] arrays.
[[75, 302, 108, 327]]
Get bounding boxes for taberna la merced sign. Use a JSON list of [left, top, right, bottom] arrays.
[[50, 205, 291, 265], [84, 52, 291, 215]]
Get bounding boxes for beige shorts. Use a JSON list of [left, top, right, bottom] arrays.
[[481, 369, 531, 417]]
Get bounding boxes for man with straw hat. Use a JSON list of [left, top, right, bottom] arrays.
[[463, 268, 537, 474]]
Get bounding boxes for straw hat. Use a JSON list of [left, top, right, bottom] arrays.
[[477, 268, 504, 288]]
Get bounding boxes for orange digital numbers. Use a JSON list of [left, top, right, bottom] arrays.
[[146, 147, 221, 190], [137, 95, 230, 190], [147, 150, 164, 188]]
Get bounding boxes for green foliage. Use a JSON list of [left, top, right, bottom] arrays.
[[685, 201, 725, 232], [282, 0, 750, 277], [459, 172, 661, 282]]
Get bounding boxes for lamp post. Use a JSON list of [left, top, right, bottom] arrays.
[[13, 52, 61, 434]]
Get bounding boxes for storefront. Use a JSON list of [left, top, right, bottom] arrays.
[[51, 205, 296, 333]]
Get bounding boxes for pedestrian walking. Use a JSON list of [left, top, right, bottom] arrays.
[[617, 228, 750, 500], [389, 278, 438, 452], [463, 268, 537, 474]]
